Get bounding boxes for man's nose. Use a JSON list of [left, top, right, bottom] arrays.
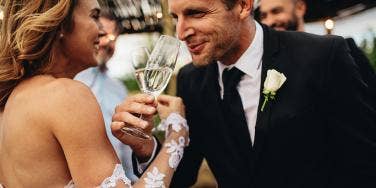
[[176, 18, 194, 41], [261, 15, 275, 27], [99, 28, 107, 39]]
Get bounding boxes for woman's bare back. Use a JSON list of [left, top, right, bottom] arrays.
[[0, 76, 77, 187]]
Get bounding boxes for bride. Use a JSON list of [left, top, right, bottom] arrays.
[[0, 0, 188, 187]]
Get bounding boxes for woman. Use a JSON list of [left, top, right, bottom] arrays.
[[0, 0, 188, 187]]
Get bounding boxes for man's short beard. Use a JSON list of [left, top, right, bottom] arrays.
[[270, 14, 299, 31], [98, 61, 108, 72], [191, 55, 213, 67], [284, 15, 299, 31], [96, 56, 108, 72]]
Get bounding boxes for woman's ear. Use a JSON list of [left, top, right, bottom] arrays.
[[239, 0, 253, 20]]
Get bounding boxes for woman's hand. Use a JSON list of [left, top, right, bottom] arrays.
[[157, 95, 188, 142], [111, 93, 157, 160], [157, 95, 185, 119]]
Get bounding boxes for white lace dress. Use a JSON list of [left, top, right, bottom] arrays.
[[64, 164, 132, 188]]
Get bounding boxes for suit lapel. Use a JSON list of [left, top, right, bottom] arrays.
[[199, 63, 226, 136], [253, 25, 281, 160]]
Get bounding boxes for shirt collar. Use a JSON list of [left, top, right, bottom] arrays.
[[217, 21, 264, 78]]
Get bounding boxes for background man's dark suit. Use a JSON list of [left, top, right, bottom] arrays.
[[171, 25, 376, 188], [345, 38, 376, 107]]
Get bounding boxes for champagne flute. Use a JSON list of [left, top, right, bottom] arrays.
[[121, 47, 152, 140], [132, 47, 150, 93], [121, 35, 180, 139], [143, 35, 180, 96]]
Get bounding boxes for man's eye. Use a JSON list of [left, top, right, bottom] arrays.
[[92, 14, 99, 20], [188, 10, 206, 18], [260, 13, 266, 20]]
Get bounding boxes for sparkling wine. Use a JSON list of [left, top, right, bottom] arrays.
[[142, 67, 173, 96], [134, 68, 147, 92]]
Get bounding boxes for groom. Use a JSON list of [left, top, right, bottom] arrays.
[[112, 0, 376, 187], [167, 0, 376, 187]]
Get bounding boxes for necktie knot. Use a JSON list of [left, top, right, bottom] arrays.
[[222, 67, 244, 96]]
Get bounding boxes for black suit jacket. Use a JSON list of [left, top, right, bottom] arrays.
[[171, 25, 376, 188]]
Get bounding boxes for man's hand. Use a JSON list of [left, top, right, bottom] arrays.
[[111, 94, 157, 161]]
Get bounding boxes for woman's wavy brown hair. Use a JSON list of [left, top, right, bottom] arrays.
[[0, 0, 77, 110]]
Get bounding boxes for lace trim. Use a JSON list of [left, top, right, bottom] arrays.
[[158, 113, 189, 139], [99, 164, 132, 188], [144, 167, 166, 188], [64, 164, 132, 188], [165, 137, 186, 169]]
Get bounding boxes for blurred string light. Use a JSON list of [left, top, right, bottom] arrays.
[[108, 0, 163, 33], [0, 8, 4, 20], [324, 19, 334, 35]]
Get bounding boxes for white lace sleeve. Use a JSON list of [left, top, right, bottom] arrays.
[[157, 113, 189, 170], [64, 164, 132, 188], [157, 113, 189, 139], [140, 113, 189, 187]]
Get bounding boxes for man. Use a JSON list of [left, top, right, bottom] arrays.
[[258, 0, 376, 97], [258, 0, 306, 31], [75, 9, 157, 182], [112, 0, 376, 187]]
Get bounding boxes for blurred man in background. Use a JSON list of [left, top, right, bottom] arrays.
[[258, 0, 376, 95], [259, 0, 306, 32], [75, 9, 157, 182]]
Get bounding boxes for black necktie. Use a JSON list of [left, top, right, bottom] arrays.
[[221, 67, 253, 153], [222, 68, 245, 116], [219, 67, 255, 184]]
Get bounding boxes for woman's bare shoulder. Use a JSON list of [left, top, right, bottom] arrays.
[[41, 78, 101, 119], [44, 77, 97, 106], [11, 76, 102, 127]]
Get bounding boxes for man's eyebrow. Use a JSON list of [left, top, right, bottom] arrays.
[[170, 12, 178, 18], [91, 8, 101, 14]]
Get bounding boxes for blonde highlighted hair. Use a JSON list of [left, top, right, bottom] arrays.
[[0, 0, 77, 110]]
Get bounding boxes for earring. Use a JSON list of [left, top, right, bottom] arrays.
[[59, 33, 64, 38]]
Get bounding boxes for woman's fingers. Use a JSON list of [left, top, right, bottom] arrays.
[[157, 94, 176, 104], [115, 94, 156, 114], [112, 111, 149, 129], [157, 95, 185, 119]]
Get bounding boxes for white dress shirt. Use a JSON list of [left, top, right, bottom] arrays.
[[217, 21, 264, 145]]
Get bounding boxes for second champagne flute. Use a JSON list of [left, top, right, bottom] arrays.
[[121, 35, 181, 139]]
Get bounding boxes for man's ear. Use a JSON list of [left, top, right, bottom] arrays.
[[295, 0, 306, 18], [238, 0, 253, 20]]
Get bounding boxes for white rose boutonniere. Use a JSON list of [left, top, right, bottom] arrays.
[[261, 69, 286, 112]]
